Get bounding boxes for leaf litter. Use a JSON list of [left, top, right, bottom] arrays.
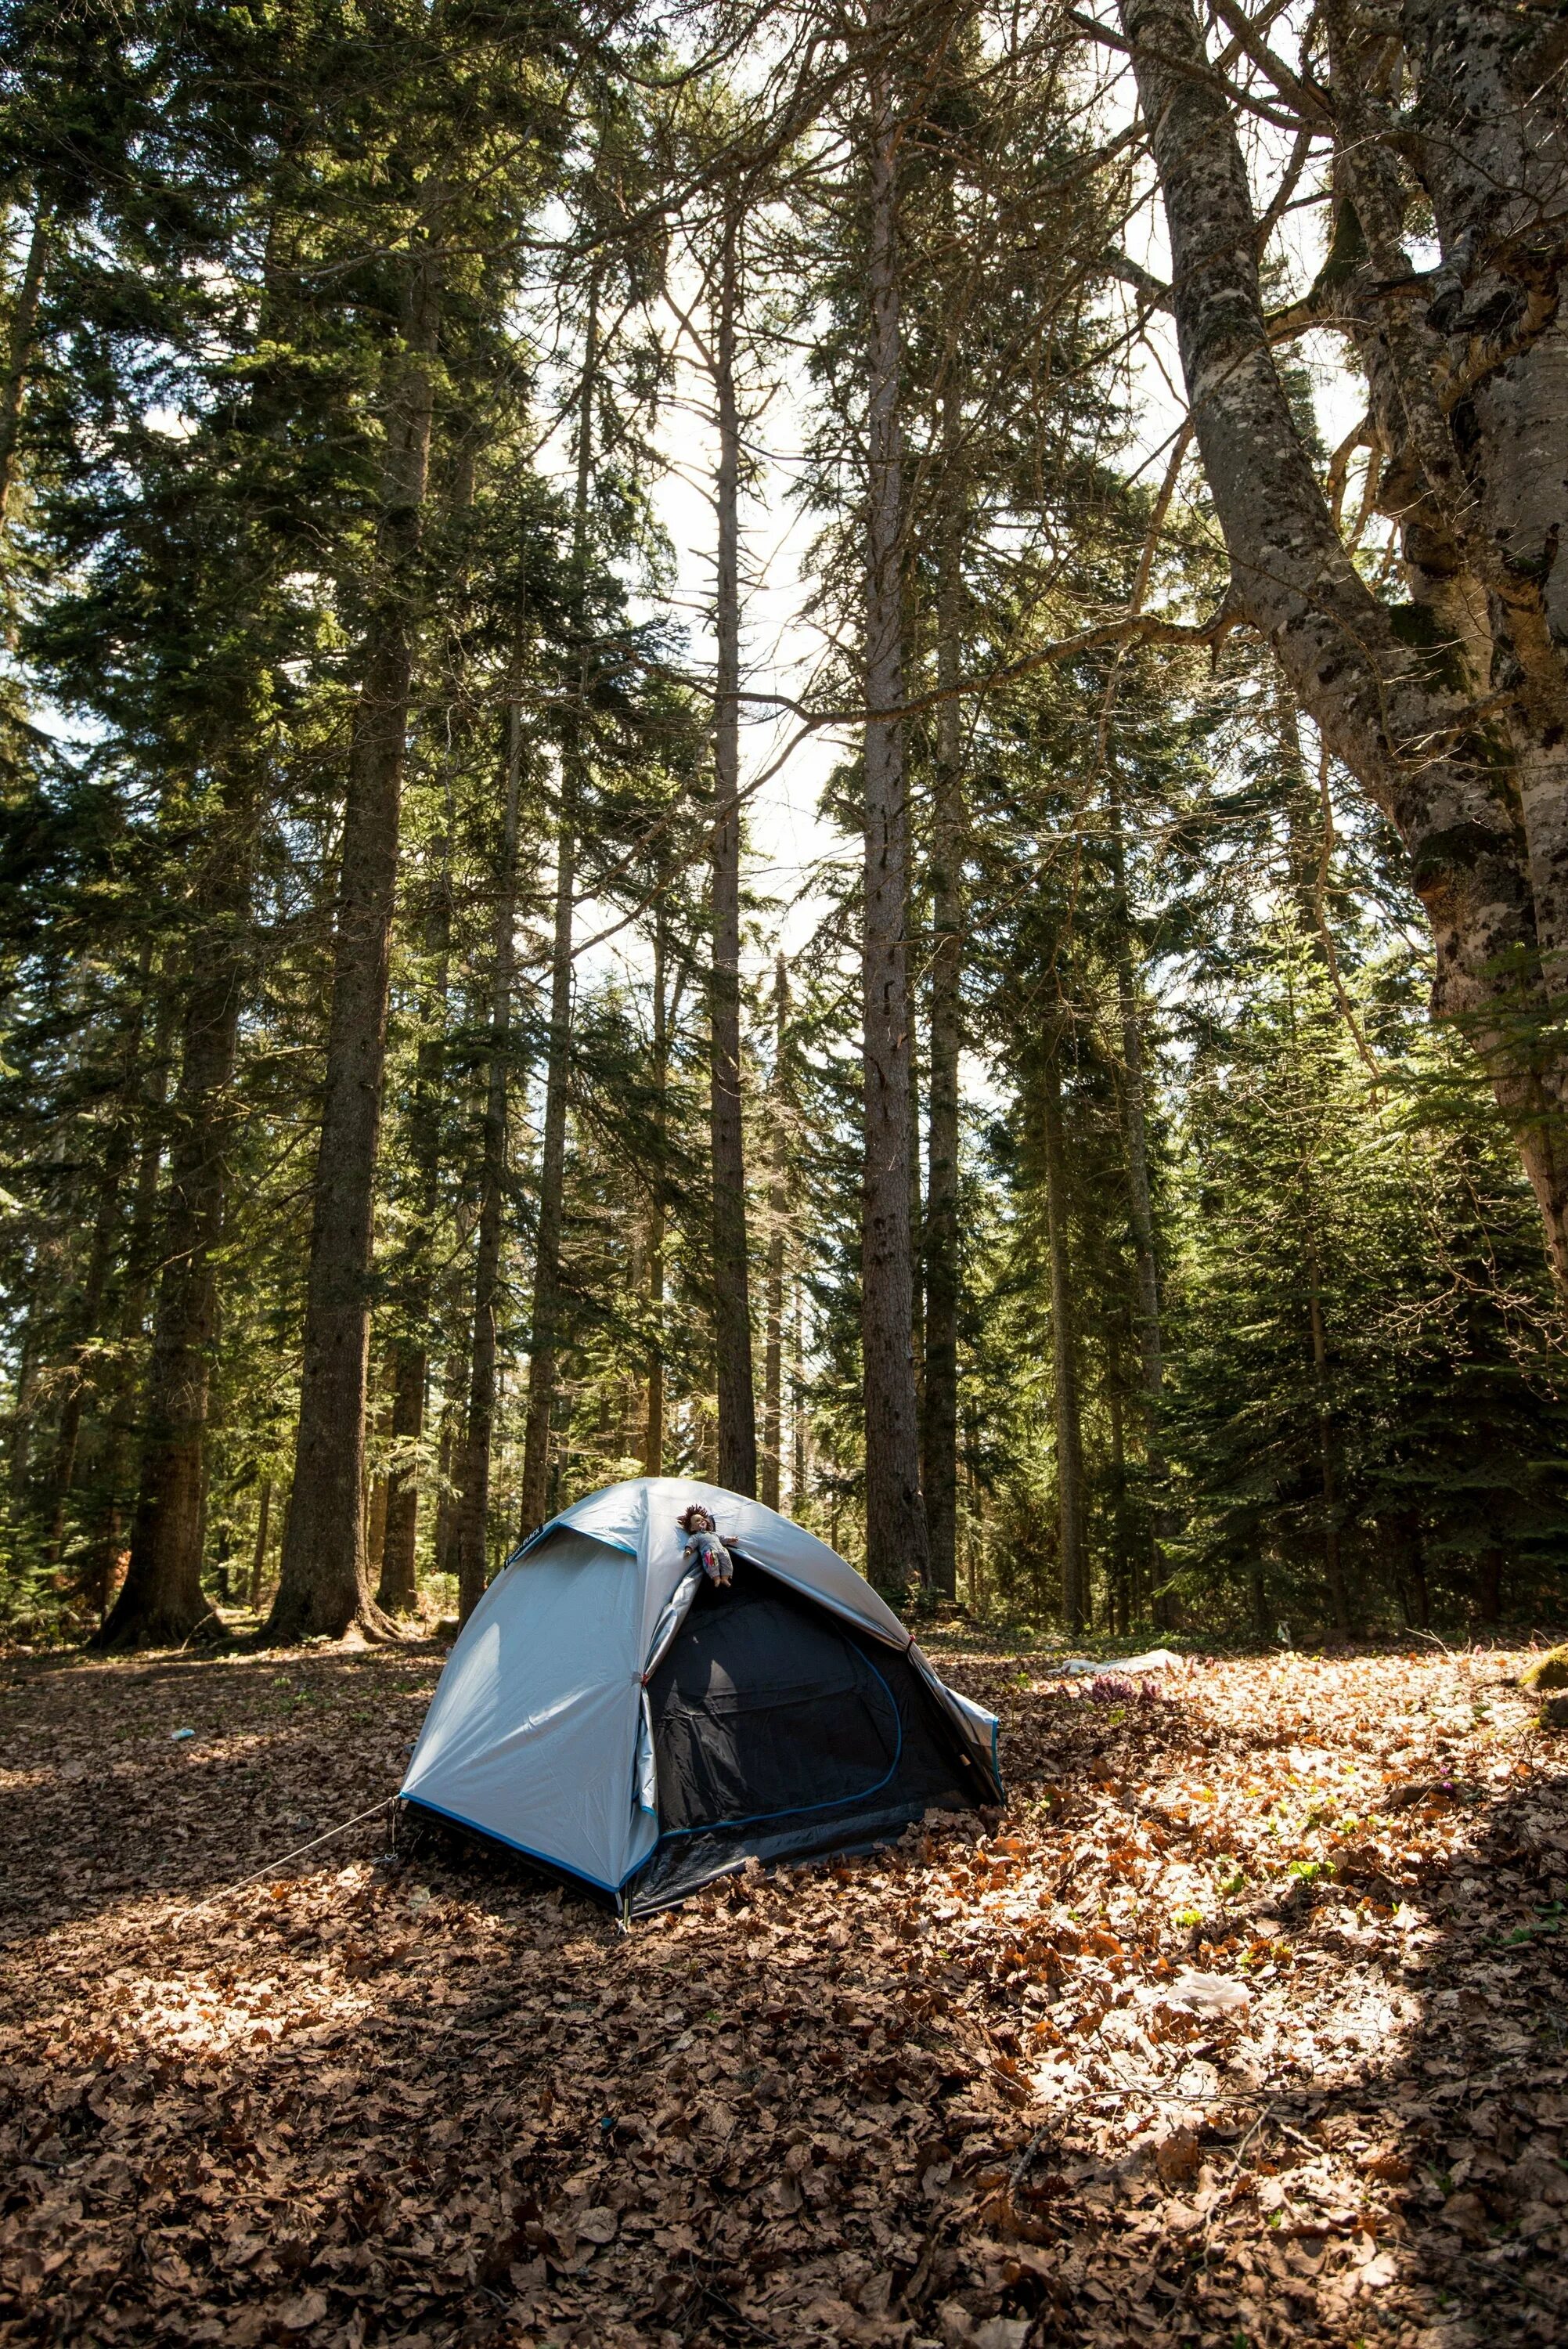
[[2, 1638, 1566, 2347]]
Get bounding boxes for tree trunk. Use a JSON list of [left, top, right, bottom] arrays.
[[1040, 1040, 1087, 1634], [710, 207, 758, 1498], [269, 257, 440, 1642], [249, 1477, 272, 1611], [1105, 763, 1170, 1624], [1307, 1264, 1350, 1634], [0, 203, 49, 518], [520, 272, 597, 1536], [643, 900, 669, 1478], [1107, 1359, 1130, 1635], [922, 391, 964, 1600], [365, 1364, 393, 1575], [761, 957, 788, 1511], [519, 761, 575, 1536], [96, 777, 256, 1650], [434, 1338, 465, 1579], [860, 42, 929, 1593], [380, 709, 456, 1612], [6, 1310, 37, 1495], [88, 990, 175, 1599], [46, 1068, 135, 1563], [1250, 1563, 1271, 1641], [378, 1340, 426, 1614], [1120, 0, 1568, 1298], [1476, 1546, 1504, 1627], [454, 680, 524, 1622], [791, 1275, 808, 1514]]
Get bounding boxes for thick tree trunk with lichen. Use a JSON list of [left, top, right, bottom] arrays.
[[269, 259, 440, 1642], [1120, 0, 1568, 1298]]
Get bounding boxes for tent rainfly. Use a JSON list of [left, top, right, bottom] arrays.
[[399, 1477, 1003, 1914]]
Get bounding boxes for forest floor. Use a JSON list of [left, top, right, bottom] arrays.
[[2, 1633, 1566, 2349]]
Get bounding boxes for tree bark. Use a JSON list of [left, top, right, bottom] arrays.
[[1307, 1262, 1350, 1634], [922, 392, 964, 1600], [761, 957, 789, 1511], [520, 272, 597, 1535], [379, 680, 456, 1613], [0, 203, 49, 518], [710, 205, 759, 1497], [519, 772, 575, 1536], [96, 772, 256, 1649], [269, 256, 440, 1642], [1040, 1039, 1087, 1634], [791, 1275, 808, 1514], [45, 963, 148, 1562], [88, 990, 174, 1600], [378, 1340, 425, 1614], [861, 38, 930, 1591], [643, 899, 669, 1477], [1119, 0, 1568, 1297], [454, 680, 524, 1622], [249, 1477, 272, 1611], [1105, 761, 1169, 1624]]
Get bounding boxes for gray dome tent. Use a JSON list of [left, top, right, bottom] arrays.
[[399, 1477, 1002, 1914]]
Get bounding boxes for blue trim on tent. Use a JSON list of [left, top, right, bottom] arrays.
[[398, 1793, 647, 1895], [653, 1650, 904, 1843]]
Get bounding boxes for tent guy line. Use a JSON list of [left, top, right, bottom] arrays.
[[169, 1798, 396, 1924]]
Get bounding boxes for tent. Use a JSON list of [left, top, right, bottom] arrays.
[[398, 1476, 1002, 1914]]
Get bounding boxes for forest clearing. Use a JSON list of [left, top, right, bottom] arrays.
[[2, 1636, 1566, 2348]]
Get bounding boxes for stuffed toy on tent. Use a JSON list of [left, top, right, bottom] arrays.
[[399, 1477, 1002, 1916]]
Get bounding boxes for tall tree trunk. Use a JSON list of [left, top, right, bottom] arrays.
[[0, 203, 49, 518], [1040, 1039, 1087, 1634], [269, 257, 440, 1641], [364, 1362, 393, 1575], [97, 777, 255, 1649], [249, 1477, 272, 1611], [6, 1306, 37, 1495], [518, 772, 575, 1535], [1106, 1359, 1129, 1635], [89, 990, 175, 1599], [434, 1330, 467, 1578], [45, 972, 146, 1563], [380, 688, 456, 1612], [1119, 0, 1568, 1297], [643, 900, 669, 1477], [454, 679, 524, 1622], [761, 957, 788, 1511], [1105, 763, 1170, 1625], [860, 40, 929, 1592], [521, 273, 598, 1534], [378, 1341, 426, 1614], [922, 390, 964, 1600], [710, 207, 758, 1497], [1307, 1257, 1350, 1634], [791, 1275, 808, 1514]]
